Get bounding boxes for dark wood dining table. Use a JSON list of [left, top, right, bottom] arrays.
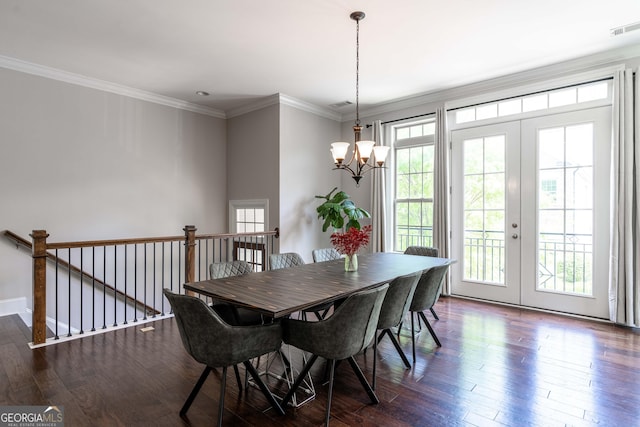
[[184, 252, 454, 318]]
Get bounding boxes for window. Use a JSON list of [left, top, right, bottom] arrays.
[[229, 199, 268, 271], [392, 118, 436, 252], [455, 81, 610, 125]]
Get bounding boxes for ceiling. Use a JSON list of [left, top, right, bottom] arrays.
[[2, 0, 640, 116]]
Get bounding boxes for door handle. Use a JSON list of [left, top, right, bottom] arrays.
[[512, 234, 519, 239]]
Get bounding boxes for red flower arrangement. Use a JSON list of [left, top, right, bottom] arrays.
[[330, 225, 372, 256]]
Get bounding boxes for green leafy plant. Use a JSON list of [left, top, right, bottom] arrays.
[[315, 187, 370, 232]]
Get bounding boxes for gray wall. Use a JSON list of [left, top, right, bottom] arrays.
[[226, 104, 280, 235], [0, 67, 227, 309], [227, 102, 342, 263], [279, 104, 341, 262]]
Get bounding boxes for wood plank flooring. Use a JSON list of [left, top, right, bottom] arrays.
[[1, 297, 639, 426]]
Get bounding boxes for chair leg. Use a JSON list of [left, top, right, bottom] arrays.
[[325, 359, 336, 427], [243, 360, 285, 416], [419, 311, 441, 347], [381, 329, 411, 369], [430, 307, 439, 320], [373, 330, 379, 390], [346, 356, 379, 404], [180, 366, 212, 416], [233, 364, 243, 391], [217, 366, 227, 427], [411, 312, 417, 364], [281, 354, 319, 407]]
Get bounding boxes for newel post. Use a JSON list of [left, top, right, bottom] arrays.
[[31, 230, 49, 345], [183, 225, 197, 296]]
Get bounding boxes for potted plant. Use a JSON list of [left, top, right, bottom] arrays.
[[315, 187, 372, 271], [315, 187, 370, 232]]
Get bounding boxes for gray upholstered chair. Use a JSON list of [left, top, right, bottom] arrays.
[[404, 246, 441, 320], [269, 252, 305, 269], [209, 259, 253, 279], [372, 272, 420, 390], [312, 248, 342, 263], [208, 260, 262, 390], [281, 284, 389, 426], [163, 289, 284, 426], [208, 260, 262, 327], [405, 264, 450, 362]]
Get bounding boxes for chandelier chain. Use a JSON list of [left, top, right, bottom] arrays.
[[355, 17, 360, 126]]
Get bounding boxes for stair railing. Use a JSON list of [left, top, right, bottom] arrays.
[[14, 225, 279, 345]]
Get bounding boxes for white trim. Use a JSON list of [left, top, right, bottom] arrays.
[[353, 46, 639, 122], [445, 65, 623, 111], [229, 199, 270, 233], [0, 55, 226, 119], [226, 93, 342, 121], [29, 314, 173, 348], [0, 297, 28, 317]]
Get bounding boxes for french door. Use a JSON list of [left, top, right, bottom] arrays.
[[451, 107, 611, 318]]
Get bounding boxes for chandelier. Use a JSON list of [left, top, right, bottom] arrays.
[[330, 11, 389, 186]]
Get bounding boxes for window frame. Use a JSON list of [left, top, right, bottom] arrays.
[[389, 118, 437, 252]]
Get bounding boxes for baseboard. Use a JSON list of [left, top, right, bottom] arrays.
[[0, 297, 28, 318]]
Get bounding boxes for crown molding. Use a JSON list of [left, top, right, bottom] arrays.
[[226, 93, 342, 121], [278, 94, 342, 121], [349, 44, 640, 121], [0, 55, 226, 119]]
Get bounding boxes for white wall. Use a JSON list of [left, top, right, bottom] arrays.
[[279, 104, 341, 262], [0, 67, 227, 310]]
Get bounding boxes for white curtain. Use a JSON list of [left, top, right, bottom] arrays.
[[370, 120, 387, 252], [433, 107, 451, 295], [609, 68, 640, 326]]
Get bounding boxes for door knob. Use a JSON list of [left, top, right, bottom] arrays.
[[512, 233, 519, 239]]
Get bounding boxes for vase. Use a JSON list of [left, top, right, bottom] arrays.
[[344, 254, 358, 272]]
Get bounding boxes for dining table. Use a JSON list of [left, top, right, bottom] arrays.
[[183, 252, 454, 318], [183, 251, 454, 408]]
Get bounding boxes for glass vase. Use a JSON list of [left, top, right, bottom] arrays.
[[344, 254, 358, 272]]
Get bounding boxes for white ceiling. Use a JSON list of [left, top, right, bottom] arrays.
[[2, 0, 640, 116]]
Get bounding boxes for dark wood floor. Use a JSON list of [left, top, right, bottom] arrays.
[[1, 297, 639, 426]]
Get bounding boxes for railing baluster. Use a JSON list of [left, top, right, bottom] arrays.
[[124, 245, 128, 325], [92, 246, 96, 332], [134, 244, 138, 322], [103, 246, 107, 329], [161, 241, 165, 315], [144, 243, 148, 321], [80, 248, 84, 334], [55, 249, 59, 340], [178, 241, 182, 296], [153, 242, 156, 318], [68, 248, 72, 337], [113, 246, 117, 327]]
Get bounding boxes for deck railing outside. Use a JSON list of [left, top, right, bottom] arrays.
[[28, 226, 279, 345]]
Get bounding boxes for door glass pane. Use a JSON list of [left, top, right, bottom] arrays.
[[462, 135, 506, 284], [537, 124, 593, 295]]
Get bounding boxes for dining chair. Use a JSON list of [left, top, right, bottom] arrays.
[[163, 289, 285, 427], [312, 248, 342, 263], [270, 252, 332, 320], [405, 264, 450, 363], [403, 246, 441, 320], [208, 260, 262, 391], [208, 260, 262, 326], [372, 272, 420, 390], [280, 284, 389, 426], [269, 252, 305, 269]]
